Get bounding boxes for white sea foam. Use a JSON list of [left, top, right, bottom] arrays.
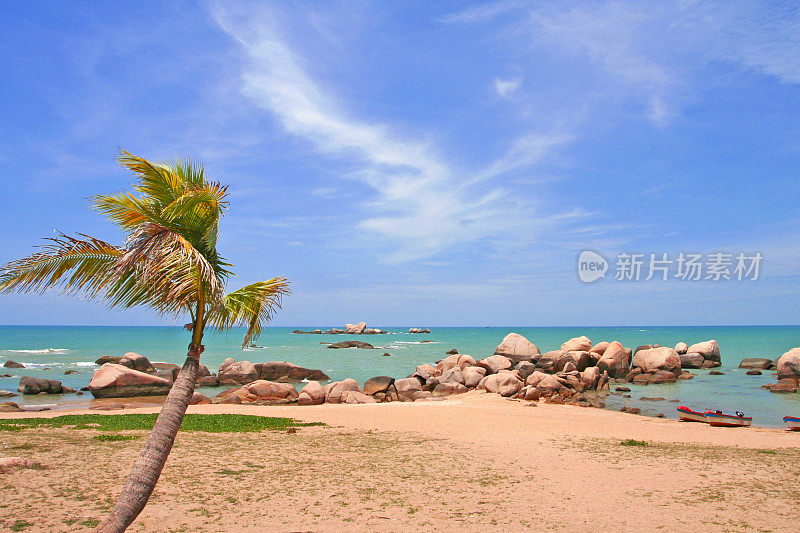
[[75, 362, 97, 367], [2, 348, 70, 354]]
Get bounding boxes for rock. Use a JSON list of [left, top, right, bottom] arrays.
[[325, 379, 361, 403], [532, 374, 564, 396], [363, 376, 395, 396], [88, 364, 172, 398], [445, 349, 458, 355], [362, 329, 384, 334], [679, 352, 705, 369], [0, 402, 24, 412], [90, 403, 125, 411], [632, 347, 681, 376], [632, 374, 650, 385], [433, 382, 469, 396], [634, 345, 654, 354], [765, 378, 799, 393], [18, 376, 69, 395], [687, 340, 721, 362], [119, 352, 155, 373], [561, 336, 592, 352], [413, 364, 438, 383], [534, 351, 562, 373], [190, 392, 212, 405], [677, 371, 695, 380], [463, 366, 487, 388], [515, 361, 536, 382], [581, 366, 601, 390], [0, 390, 17, 398], [327, 341, 375, 349], [776, 348, 800, 379], [626, 367, 643, 382], [708, 370, 725, 375], [493, 333, 540, 362], [746, 370, 762, 375], [240, 380, 299, 403], [395, 377, 423, 401], [345, 322, 367, 334], [408, 328, 430, 333], [0, 457, 38, 472], [476, 355, 513, 374], [437, 354, 476, 372], [197, 375, 220, 387], [739, 358, 773, 370], [675, 342, 688, 354], [620, 406, 641, 414], [562, 361, 577, 373], [382, 353, 391, 357], [558, 351, 592, 372], [3, 360, 24, 369], [341, 390, 377, 404], [218, 358, 259, 384], [615, 386, 631, 392], [589, 342, 610, 356], [94, 355, 121, 365], [479, 373, 523, 397], [298, 381, 325, 405], [702, 360, 722, 369], [254, 362, 329, 382], [64, 369, 78, 375], [439, 366, 466, 385], [597, 341, 630, 378], [640, 397, 665, 401], [648, 370, 678, 384]]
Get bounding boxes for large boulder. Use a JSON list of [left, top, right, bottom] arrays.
[[679, 352, 705, 369], [254, 362, 329, 382], [218, 358, 258, 384], [581, 366, 601, 390], [244, 380, 299, 402], [432, 382, 469, 397], [515, 361, 536, 382], [531, 374, 565, 396], [597, 341, 630, 378], [363, 376, 395, 396], [94, 355, 121, 365], [18, 376, 72, 395], [342, 390, 377, 404], [439, 366, 466, 386], [776, 348, 800, 379], [534, 351, 563, 373], [463, 366, 487, 388], [494, 333, 540, 362], [558, 351, 592, 372], [479, 372, 523, 397], [190, 392, 212, 405], [675, 342, 689, 355], [739, 358, 773, 370], [327, 341, 374, 349], [436, 354, 476, 372], [687, 340, 720, 362], [476, 355, 513, 374], [561, 336, 592, 352], [345, 322, 367, 334], [413, 364, 439, 383], [632, 347, 681, 375], [324, 379, 361, 403], [394, 378, 423, 401], [589, 342, 609, 356], [119, 352, 155, 373], [298, 381, 325, 405], [88, 364, 172, 398]]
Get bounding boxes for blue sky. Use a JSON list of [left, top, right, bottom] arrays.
[[1, 0, 799, 326]]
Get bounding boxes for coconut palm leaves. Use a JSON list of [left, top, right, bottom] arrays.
[[0, 150, 289, 345]]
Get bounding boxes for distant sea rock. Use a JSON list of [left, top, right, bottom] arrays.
[[327, 341, 375, 349], [18, 376, 75, 395], [3, 361, 24, 369]]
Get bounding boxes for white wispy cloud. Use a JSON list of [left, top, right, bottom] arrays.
[[493, 76, 522, 97], [211, 3, 576, 262]]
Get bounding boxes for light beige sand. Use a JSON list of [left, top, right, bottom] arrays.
[[2, 391, 799, 532]]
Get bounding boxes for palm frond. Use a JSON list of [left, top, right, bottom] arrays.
[[206, 277, 290, 347]]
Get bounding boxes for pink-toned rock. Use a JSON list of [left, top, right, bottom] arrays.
[[589, 342, 610, 356], [345, 322, 367, 334], [88, 364, 172, 398], [394, 378, 423, 401], [562, 361, 577, 373], [362, 376, 394, 396], [687, 340, 720, 362], [433, 382, 469, 396], [463, 366, 487, 388], [190, 392, 211, 405], [675, 342, 689, 354], [254, 361, 329, 382], [581, 366, 601, 390], [494, 333, 540, 362], [324, 378, 361, 404], [119, 352, 155, 373], [298, 381, 325, 405], [341, 390, 377, 404], [765, 377, 799, 393], [437, 354, 476, 372], [476, 355, 513, 374], [561, 336, 592, 352], [533, 374, 564, 396], [632, 347, 681, 376], [680, 352, 705, 369], [597, 341, 630, 378], [776, 348, 800, 379], [479, 373, 523, 397], [218, 358, 258, 384], [525, 371, 549, 388], [559, 351, 592, 372], [439, 366, 466, 385], [245, 380, 298, 401], [648, 370, 677, 384], [413, 364, 439, 382]]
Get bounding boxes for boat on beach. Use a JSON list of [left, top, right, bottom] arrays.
[[705, 410, 752, 427], [677, 406, 708, 423], [783, 416, 800, 431]]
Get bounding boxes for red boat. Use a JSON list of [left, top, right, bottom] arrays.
[[677, 406, 708, 423], [705, 410, 752, 427]]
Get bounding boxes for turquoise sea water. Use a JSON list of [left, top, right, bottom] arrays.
[[2, 325, 800, 427]]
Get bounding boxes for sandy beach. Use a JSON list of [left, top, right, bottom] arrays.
[[2, 391, 799, 532]]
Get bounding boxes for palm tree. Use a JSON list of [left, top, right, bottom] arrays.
[[0, 151, 289, 532]]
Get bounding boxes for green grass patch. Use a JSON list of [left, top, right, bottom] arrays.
[[11, 519, 32, 531], [0, 414, 324, 433], [619, 439, 649, 447], [757, 449, 777, 454], [93, 434, 140, 442], [79, 518, 100, 528]]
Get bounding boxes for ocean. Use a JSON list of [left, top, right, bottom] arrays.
[[2, 325, 800, 427]]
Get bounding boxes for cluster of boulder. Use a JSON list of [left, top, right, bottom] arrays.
[[760, 348, 800, 393], [292, 322, 388, 335]]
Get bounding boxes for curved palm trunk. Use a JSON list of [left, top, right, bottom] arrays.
[[96, 347, 201, 533]]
